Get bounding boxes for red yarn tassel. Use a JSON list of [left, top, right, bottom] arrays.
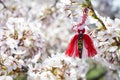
[[65, 33, 97, 58], [65, 34, 97, 57], [84, 34, 97, 57], [65, 34, 79, 57], [65, 8, 97, 58]]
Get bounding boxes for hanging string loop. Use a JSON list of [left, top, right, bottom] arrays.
[[72, 8, 88, 33]]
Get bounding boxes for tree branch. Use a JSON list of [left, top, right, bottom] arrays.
[[0, 0, 7, 9]]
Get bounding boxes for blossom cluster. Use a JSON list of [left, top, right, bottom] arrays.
[[92, 17, 120, 65], [27, 54, 89, 80]]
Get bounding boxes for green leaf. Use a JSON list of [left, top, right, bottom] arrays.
[[86, 59, 107, 80], [14, 73, 27, 80]]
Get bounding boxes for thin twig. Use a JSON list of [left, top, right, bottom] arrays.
[[84, 0, 107, 30], [113, 37, 120, 47], [90, 7, 107, 30], [0, 0, 7, 9]]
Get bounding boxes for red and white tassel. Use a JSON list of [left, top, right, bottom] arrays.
[[65, 8, 97, 58]]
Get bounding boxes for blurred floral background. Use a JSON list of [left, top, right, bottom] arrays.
[[0, 0, 120, 80]]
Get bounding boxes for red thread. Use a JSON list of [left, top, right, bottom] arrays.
[[72, 8, 88, 32]]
